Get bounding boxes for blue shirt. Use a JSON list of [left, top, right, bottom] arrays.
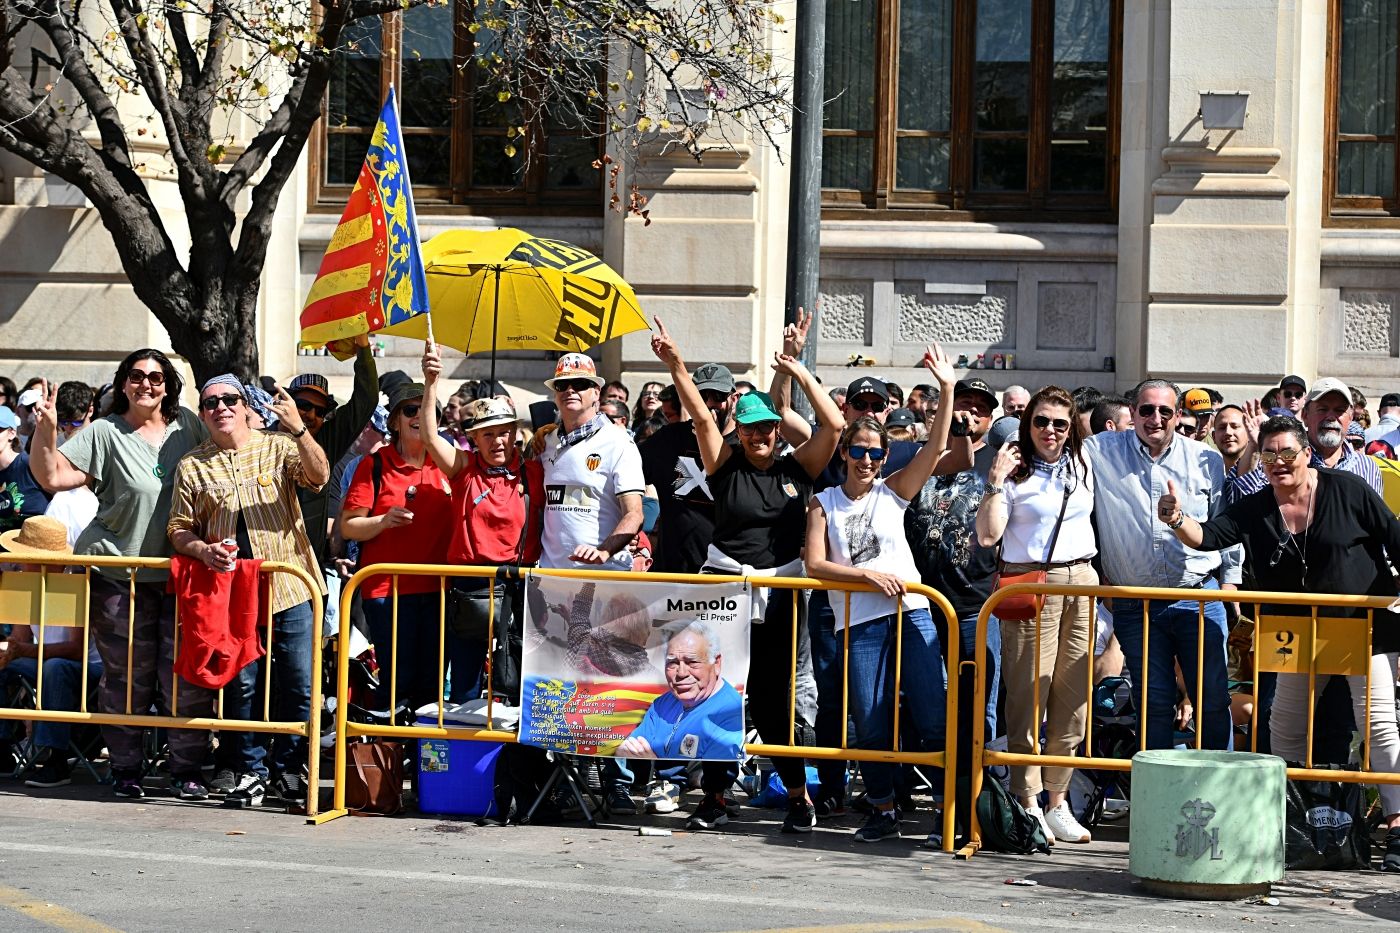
[[1084, 431, 1242, 588], [628, 679, 743, 761], [1224, 442, 1382, 507], [0, 452, 50, 532]]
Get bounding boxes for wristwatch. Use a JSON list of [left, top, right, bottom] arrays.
[[983, 483, 1004, 498], [291, 425, 308, 438]]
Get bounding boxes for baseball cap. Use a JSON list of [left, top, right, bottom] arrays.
[[693, 363, 736, 395], [544, 353, 604, 391], [466, 397, 522, 432], [15, 388, 42, 409], [986, 415, 1021, 449], [1267, 407, 1297, 419], [1382, 392, 1400, 408], [0, 407, 18, 430], [953, 378, 997, 412], [1183, 388, 1214, 415], [1279, 374, 1307, 392], [885, 408, 917, 428], [1306, 376, 1351, 404], [733, 390, 781, 425], [845, 377, 890, 403]]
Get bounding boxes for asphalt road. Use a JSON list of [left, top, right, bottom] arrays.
[[0, 783, 1397, 933]]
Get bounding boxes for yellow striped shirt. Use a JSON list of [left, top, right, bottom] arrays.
[[166, 432, 326, 614]]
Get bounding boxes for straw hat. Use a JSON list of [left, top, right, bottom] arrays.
[[0, 515, 72, 557]]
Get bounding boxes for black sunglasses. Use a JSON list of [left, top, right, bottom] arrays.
[[128, 370, 165, 387], [847, 445, 887, 461], [294, 398, 330, 416], [554, 378, 596, 393], [1137, 404, 1175, 420], [1032, 415, 1070, 432], [200, 393, 242, 411], [850, 397, 887, 413], [399, 404, 422, 418]]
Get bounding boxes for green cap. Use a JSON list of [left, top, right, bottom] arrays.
[[734, 390, 781, 425]]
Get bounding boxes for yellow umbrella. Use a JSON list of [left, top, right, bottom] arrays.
[[378, 228, 650, 383]]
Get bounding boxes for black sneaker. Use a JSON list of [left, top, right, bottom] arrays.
[[112, 770, 144, 798], [222, 772, 266, 809], [208, 768, 237, 796], [687, 794, 730, 830], [1383, 827, 1400, 873], [781, 796, 816, 834], [22, 751, 71, 788], [854, 808, 901, 843], [273, 772, 307, 804], [814, 794, 846, 817], [170, 774, 209, 800], [606, 786, 637, 816]]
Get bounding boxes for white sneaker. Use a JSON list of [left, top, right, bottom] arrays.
[[1044, 802, 1092, 843], [1025, 805, 1055, 846], [644, 781, 679, 814]]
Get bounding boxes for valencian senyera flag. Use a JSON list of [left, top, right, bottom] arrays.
[[299, 88, 429, 351]]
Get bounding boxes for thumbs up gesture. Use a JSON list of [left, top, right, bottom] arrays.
[[1157, 479, 1181, 525]]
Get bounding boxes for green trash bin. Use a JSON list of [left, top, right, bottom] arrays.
[[1129, 749, 1286, 899]]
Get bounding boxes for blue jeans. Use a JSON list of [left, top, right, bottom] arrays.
[[958, 613, 1000, 743], [364, 592, 447, 711], [848, 609, 946, 805], [808, 590, 851, 800], [219, 600, 315, 779], [1111, 581, 1231, 750], [2, 655, 103, 750]]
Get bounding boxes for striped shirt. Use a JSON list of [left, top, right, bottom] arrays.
[[1224, 442, 1382, 507], [167, 432, 326, 614]]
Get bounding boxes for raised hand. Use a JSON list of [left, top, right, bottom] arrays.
[[988, 441, 1021, 485], [33, 384, 58, 438], [1157, 478, 1180, 525], [783, 307, 814, 358], [270, 386, 307, 435], [422, 339, 442, 385], [1243, 398, 1267, 445], [770, 351, 805, 379], [649, 315, 683, 370], [920, 342, 956, 388]]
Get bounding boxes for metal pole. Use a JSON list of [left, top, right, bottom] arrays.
[[784, 0, 825, 421], [490, 264, 500, 387]]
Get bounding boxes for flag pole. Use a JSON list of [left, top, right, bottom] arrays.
[[390, 83, 434, 348], [490, 265, 500, 387]]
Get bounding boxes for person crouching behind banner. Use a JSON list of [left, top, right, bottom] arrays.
[[167, 376, 329, 809], [1159, 415, 1400, 871], [974, 385, 1098, 845], [619, 620, 744, 761], [803, 343, 957, 844], [420, 341, 543, 704], [340, 380, 458, 712], [649, 316, 844, 833]]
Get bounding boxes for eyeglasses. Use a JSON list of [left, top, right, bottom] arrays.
[[1031, 415, 1070, 433], [1259, 448, 1305, 464], [849, 397, 887, 413], [127, 370, 165, 387], [737, 421, 778, 434], [399, 404, 422, 418], [1136, 404, 1175, 420], [1281, 389, 1305, 399], [1270, 532, 1308, 578], [199, 393, 242, 411], [846, 445, 887, 461], [554, 379, 596, 393], [639, 392, 660, 401], [294, 398, 330, 416]]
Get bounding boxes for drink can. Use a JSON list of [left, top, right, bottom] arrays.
[[221, 538, 238, 555], [1005, 353, 1016, 370]]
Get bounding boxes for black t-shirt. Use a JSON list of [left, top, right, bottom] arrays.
[[904, 443, 998, 621], [815, 439, 921, 493], [709, 451, 813, 568], [640, 421, 737, 574], [1197, 468, 1400, 653]]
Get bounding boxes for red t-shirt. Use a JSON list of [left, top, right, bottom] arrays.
[[344, 447, 454, 598], [448, 456, 544, 566]]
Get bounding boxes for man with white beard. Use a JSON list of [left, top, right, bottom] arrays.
[[1225, 377, 1381, 504]]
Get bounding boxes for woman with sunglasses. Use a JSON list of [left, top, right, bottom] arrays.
[[630, 381, 665, 435], [28, 349, 212, 799], [649, 316, 843, 833], [802, 344, 956, 844], [341, 380, 460, 711], [974, 385, 1098, 845], [1161, 415, 1400, 871]]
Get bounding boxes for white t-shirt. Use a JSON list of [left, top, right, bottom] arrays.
[[1001, 457, 1097, 565], [814, 480, 929, 631], [539, 421, 644, 571], [45, 487, 99, 548]]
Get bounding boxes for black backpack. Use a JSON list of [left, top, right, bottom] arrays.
[[976, 768, 1052, 855]]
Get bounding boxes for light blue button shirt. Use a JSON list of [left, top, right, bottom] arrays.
[[1084, 431, 1243, 588]]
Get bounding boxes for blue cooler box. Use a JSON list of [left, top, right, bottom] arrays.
[[416, 718, 502, 817]]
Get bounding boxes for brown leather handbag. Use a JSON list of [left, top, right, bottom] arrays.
[[993, 483, 1072, 622], [345, 739, 405, 816]]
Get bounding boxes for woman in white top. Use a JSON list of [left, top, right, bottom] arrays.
[[803, 343, 957, 844], [975, 385, 1098, 845]]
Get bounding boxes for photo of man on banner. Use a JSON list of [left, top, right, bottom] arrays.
[[619, 620, 743, 760]]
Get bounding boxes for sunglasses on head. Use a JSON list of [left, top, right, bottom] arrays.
[[199, 393, 242, 412], [554, 378, 596, 394], [1259, 448, 1304, 464], [1031, 414, 1070, 432], [849, 397, 887, 413], [846, 445, 887, 461], [128, 369, 165, 387], [1137, 404, 1175, 420], [294, 398, 330, 416]]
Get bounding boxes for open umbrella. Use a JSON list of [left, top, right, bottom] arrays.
[[378, 228, 650, 383]]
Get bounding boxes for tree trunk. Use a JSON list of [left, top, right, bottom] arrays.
[[162, 288, 262, 387]]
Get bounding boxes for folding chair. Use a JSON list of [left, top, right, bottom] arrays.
[[3, 670, 108, 784]]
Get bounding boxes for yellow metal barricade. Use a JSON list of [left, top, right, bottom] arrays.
[[316, 564, 963, 850], [0, 554, 325, 816], [960, 582, 1398, 858]]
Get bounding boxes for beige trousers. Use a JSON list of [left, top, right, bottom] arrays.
[[999, 561, 1097, 796]]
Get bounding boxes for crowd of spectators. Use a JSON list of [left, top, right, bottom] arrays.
[[2, 333, 1400, 870]]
